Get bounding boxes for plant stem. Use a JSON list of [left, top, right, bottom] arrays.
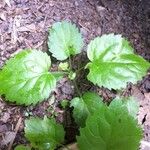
[[51, 71, 69, 75], [68, 56, 73, 71], [75, 66, 85, 74], [73, 79, 82, 97], [68, 56, 82, 98]]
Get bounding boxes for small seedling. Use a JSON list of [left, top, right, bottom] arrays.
[[58, 62, 69, 71], [60, 99, 69, 109], [0, 21, 149, 150]]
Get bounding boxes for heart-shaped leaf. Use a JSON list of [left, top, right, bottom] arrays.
[[48, 21, 84, 60], [25, 117, 65, 150], [77, 99, 142, 150], [71, 92, 103, 127], [86, 34, 150, 89], [0, 50, 56, 105]]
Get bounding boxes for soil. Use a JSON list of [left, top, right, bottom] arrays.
[[0, 0, 150, 149]]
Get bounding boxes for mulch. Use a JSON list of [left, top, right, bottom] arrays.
[[0, 0, 150, 149]]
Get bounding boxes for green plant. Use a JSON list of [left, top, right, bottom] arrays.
[[0, 50, 57, 105], [86, 34, 150, 89], [70, 92, 103, 127], [0, 21, 149, 150], [25, 116, 65, 150], [77, 98, 142, 150], [14, 117, 64, 150], [15, 145, 31, 150], [48, 21, 83, 60]]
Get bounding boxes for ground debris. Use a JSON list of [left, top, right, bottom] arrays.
[[0, 0, 150, 149]]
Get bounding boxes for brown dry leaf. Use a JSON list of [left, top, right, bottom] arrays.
[[132, 86, 145, 102], [144, 93, 150, 126], [138, 93, 150, 149], [138, 93, 150, 126]]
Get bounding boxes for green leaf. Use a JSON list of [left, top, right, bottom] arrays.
[[110, 97, 139, 119], [70, 92, 103, 127], [86, 34, 150, 90], [68, 71, 76, 80], [14, 145, 31, 150], [25, 116, 65, 150], [60, 99, 69, 109], [58, 62, 69, 71], [77, 100, 142, 150], [48, 21, 84, 60], [0, 50, 56, 105]]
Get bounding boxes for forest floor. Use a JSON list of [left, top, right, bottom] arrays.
[[0, 0, 150, 149]]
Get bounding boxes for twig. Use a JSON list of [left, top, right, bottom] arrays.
[[8, 117, 22, 150]]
